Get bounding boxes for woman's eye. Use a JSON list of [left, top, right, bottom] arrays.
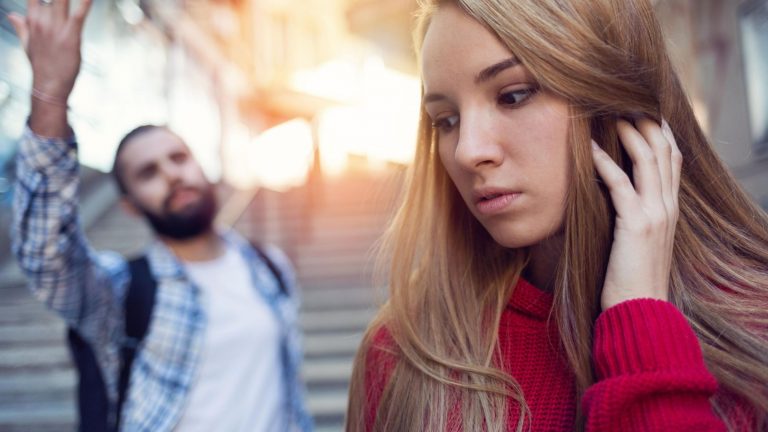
[[498, 87, 538, 106], [431, 115, 459, 133]]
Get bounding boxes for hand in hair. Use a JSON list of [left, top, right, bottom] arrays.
[[592, 119, 682, 311], [7, 0, 92, 138]]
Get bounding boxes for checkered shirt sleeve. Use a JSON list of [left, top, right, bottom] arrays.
[[11, 126, 128, 361]]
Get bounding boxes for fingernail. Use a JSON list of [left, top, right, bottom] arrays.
[[591, 140, 600, 151]]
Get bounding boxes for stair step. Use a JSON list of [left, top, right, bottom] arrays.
[[0, 346, 71, 371], [0, 324, 67, 346], [303, 359, 354, 385], [307, 389, 348, 429], [301, 309, 375, 334], [302, 287, 385, 310], [0, 369, 74, 396], [0, 399, 74, 425], [304, 332, 364, 359]]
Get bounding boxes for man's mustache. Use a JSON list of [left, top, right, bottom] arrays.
[[163, 186, 204, 212]]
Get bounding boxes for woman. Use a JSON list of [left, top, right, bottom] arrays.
[[345, 0, 768, 431]]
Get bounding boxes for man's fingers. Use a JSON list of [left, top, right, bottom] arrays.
[[7, 13, 29, 50], [71, 0, 91, 29], [33, 0, 57, 22], [26, 0, 39, 15], [52, 0, 71, 22]]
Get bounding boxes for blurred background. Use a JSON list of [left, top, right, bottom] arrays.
[[0, 0, 766, 430]]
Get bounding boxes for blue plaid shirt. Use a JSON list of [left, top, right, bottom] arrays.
[[11, 127, 314, 431]]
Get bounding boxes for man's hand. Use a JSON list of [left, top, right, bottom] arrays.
[[7, 0, 92, 138]]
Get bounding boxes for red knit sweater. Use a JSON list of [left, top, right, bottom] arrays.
[[363, 278, 754, 431]]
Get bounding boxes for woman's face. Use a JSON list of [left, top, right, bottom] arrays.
[[421, 3, 572, 249]]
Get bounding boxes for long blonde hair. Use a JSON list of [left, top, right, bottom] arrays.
[[346, 0, 768, 430]]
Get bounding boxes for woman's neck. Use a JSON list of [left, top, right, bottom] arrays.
[[524, 234, 564, 293]]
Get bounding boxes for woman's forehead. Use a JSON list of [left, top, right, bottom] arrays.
[[420, 4, 516, 90]]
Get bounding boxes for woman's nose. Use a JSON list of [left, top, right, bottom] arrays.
[[454, 110, 504, 171]]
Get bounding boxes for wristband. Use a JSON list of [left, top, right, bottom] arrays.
[[31, 88, 69, 109]]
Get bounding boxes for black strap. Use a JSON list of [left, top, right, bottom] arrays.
[[115, 255, 157, 427], [251, 243, 288, 296], [67, 255, 157, 432], [67, 328, 110, 431]]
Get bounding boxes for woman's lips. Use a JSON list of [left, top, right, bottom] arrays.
[[475, 192, 521, 215]]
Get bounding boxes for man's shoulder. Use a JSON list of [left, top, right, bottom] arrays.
[[224, 231, 292, 268], [222, 230, 297, 294]]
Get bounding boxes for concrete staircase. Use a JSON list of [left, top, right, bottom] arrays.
[[235, 164, 404, 430], [0, 163, 404, 431]]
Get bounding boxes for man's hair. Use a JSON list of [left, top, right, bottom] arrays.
[[111, 124, 167, 195]]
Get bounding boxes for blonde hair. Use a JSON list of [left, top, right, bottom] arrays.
[[346, 0, 768, 431]]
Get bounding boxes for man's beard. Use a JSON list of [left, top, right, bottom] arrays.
[[137, 185, 217, 240]]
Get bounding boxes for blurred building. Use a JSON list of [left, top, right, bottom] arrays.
[[1, 0, 766, 230], [5, 0, 761, 252], [656, 0, 768, 207]]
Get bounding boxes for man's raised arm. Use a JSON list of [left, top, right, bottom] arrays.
[[8, 0, 128, 336]]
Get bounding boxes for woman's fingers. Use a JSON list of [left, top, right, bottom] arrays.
[[593, 118, 682, 224], [595, 119, 682, 310], [662, 119, 683, 208], [591, 140, 644, 219], [636, 118, 673, 208], [615, 119, 663, 210]]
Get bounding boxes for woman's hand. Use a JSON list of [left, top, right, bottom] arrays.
[[591, 119, 682, 311]]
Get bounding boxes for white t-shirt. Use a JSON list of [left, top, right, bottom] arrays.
[[174, 245, 286, 432]]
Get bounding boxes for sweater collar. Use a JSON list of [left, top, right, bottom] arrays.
[[507, 277, 555, 320]]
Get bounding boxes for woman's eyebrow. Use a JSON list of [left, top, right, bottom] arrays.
[[423, 92, 447, 104], [423, 57, 521, 105], [475, 57, 520, 84]]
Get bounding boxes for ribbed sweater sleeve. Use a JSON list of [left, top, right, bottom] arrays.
[[583, 298, 725, 431]]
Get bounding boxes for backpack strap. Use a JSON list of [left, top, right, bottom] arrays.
[[67, 255, 157, 432], [67, 327, 110, 431], [250, 242, 288, 296], [116, 255, 157, 426]]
